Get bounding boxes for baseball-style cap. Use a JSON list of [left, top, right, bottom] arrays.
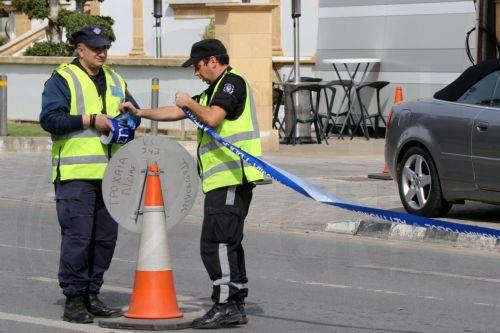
[[182, 39, 227, 67], [71, 25, 111, 48]]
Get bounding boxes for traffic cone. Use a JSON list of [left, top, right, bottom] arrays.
[[125, 164, 183, 319], [368, 87, 404, 180], [394, 86, 403, 104]]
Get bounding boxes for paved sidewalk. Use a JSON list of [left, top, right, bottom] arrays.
[[1, 137, 499, 251]]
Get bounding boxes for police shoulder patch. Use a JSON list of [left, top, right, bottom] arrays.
[[223, 83, 234, 95]]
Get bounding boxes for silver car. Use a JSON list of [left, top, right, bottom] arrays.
[[385, 60, 500, 217]]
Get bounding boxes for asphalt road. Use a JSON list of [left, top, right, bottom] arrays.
[[1, 148, 500, 332], [1, 198, 500, 333]]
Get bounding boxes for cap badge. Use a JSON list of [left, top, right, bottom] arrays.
[[93, 27, 101, 35]]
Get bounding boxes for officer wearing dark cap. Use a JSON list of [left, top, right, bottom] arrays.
[[40, 25, 139, 324], [120, 38, 263, 329], [72, 24, 112, 48]]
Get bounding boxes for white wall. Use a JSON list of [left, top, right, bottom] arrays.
[[100, 0, 320, 57], [100, 0, 134, 55], [1, 63, 203, 131], [280, 0, 318, 57], [152, 3, 210, 56]]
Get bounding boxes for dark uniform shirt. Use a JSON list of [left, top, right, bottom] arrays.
[[40, 58, 139, 136], [195, 66, 247, 120]]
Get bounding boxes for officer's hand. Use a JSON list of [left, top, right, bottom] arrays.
[[95, 114, 115, 133], [119, 101, 142, 117], [175, 92, 192, 109]]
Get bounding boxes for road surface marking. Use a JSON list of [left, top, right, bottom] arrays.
[[0, 243, 135, 263], [352, 264, 500, 284], [0, 311, 128, 333]]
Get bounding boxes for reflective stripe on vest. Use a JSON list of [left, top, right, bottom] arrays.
[[52, 155, 109, 167], [198, 87, 261, 155], [62, 67, 86, 115], [51, 64, 126, 181], [198, 68, 263, 192]]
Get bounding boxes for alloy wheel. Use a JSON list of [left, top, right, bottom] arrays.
[[401, 154, 432, 210]]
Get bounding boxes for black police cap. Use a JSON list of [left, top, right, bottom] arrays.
[[71, 25, 111, 48], [182, 39, 227, 67]]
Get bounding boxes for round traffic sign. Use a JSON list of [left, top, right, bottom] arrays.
[[102, 136, 199, 233]]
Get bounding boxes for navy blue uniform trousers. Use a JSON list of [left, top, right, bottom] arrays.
[[55, 180, 118, 297]]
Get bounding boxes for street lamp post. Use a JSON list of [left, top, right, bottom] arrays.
[[151, 0, 162, 135], [292, 0, 301, 84]]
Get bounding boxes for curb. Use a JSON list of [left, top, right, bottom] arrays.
[[0, 136, 52, 152], [325, 219, 500, 251], [0, 136, 198, 154]]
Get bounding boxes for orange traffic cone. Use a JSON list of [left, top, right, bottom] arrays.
[[125, 164, 183, 319], [368, 87, 404, 180], [394, 86, 403, 104]]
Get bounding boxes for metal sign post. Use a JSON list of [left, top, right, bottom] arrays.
[[0, 75, 7, 136], [150, 78, 159, 135]]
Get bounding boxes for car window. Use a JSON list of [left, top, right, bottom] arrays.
[[490, 73, 500, 108], [457, 71, 500, 106]]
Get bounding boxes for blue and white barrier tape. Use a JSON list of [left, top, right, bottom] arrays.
[[182, 108, 500, 241], [100, 118, 135, 145]]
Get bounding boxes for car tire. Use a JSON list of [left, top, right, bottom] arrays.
[[397, 146, 452, 217]]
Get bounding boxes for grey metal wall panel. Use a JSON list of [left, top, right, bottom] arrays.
[[317, 14, 475, 50], [312, 1, 476, 118], [315, 49, 475, 73], [319, 0, 468, 7]]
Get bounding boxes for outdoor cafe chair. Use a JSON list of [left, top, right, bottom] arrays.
[[324, 79, 356, 139], [272, 83, 285, 138], [317, 85, 337, 139], [352, 80, 390, 139], [285, 83, 329, 145], [273, 77, 322, 139]]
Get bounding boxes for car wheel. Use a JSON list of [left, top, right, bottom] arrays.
[[397, 146, 452, 217]]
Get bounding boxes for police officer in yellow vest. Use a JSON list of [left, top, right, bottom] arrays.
[[40, 25, 138, 323], [119, 39, 263, 329]]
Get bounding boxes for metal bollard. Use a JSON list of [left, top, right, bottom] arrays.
[[150, 78, 159, 136], [0, 74, 7, 136]]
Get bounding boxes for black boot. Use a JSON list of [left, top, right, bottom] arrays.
[[236, 301, 248, 325], [85, 294, 123, 318], [192, 301, 242, 329], [63, 295, 94, 323]]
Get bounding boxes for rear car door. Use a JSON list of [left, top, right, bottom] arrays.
[[471, 71, 500, 191]]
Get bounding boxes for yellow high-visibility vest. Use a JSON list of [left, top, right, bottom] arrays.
[[50, 63, 126, 182], [198, 68, 263, 193]]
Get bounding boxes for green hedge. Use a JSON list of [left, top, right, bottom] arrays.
[[24, 42, 73, 57]]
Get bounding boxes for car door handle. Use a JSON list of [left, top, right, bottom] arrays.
[[476, 121, 489, 132]]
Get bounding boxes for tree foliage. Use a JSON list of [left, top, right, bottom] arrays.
[[11, 0, 114, 56], [203, 18, 215, 40], [11, 0, 50, 20]]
